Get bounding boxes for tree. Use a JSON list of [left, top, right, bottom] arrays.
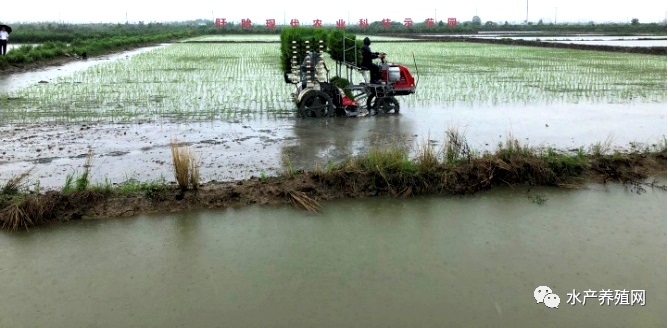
[[485, 21, 497, 27], [631, 18, 639, 25], [472, 16, 481, 26]]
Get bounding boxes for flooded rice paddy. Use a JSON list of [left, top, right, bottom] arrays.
[[0, 36, 665, 327], [0, 40, 665, 190], [0, 180, 665, 327]]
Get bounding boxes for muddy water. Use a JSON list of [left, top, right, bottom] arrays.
[[0, 180, 665, 327]]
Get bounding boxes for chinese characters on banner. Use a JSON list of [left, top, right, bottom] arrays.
[[266, 19, 275, 30], [381, 18, 392, 28], [225, 17, 455, 30], [336, 19, 345, 29], [215, 18, 226, 28]]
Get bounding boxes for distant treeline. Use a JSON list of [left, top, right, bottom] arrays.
[[8, 22, 207, 43], [7, 20, 667, 43]]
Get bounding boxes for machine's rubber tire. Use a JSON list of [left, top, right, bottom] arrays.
[[373, 96, 400, 114], [298, 90, 334, 118]]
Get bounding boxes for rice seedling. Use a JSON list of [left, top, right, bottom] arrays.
[[75, 148, 94, 192], [58, 148, 94, 193], [62, 174, 74, 193], [281, 154, 297, 177]]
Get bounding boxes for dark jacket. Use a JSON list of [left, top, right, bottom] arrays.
[[361, 38, 379, 68]]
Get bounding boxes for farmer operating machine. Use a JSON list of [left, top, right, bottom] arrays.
[[282, 31, 418, 118]]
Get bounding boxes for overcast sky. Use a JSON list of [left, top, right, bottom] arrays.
[[2, 0, 667, 25]]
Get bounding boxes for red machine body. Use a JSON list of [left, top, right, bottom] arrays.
[[380, 64, 416, 96]]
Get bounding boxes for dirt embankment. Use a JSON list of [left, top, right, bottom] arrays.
[[1, 152, 665, 231], [0, 55, 86, 75]]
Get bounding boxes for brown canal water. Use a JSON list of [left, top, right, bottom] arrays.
[[0, 180, 665, 327]]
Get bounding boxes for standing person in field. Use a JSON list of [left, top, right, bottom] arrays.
[[0, 26, 9, 56], [361, 37, 385, 83]]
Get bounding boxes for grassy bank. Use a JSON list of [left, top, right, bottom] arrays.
[[1, 135, 665, 232], [0, 33, 198, 71]]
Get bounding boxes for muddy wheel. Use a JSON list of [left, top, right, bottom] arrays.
[[298, 91, 334, 118], [373, 96, 400, 114]]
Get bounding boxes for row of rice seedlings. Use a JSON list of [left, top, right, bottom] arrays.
[[1, 43, 296, 123], [395, 43, 666, 108], [0, 41, 665, 124]]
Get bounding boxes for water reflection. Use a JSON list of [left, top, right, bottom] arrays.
[[0, 180, 664, 327], [281, 114, 416, 170]]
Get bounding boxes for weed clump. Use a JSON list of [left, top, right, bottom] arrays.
[[170, 139, 200, 191], [1, 168, 33, 196]]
